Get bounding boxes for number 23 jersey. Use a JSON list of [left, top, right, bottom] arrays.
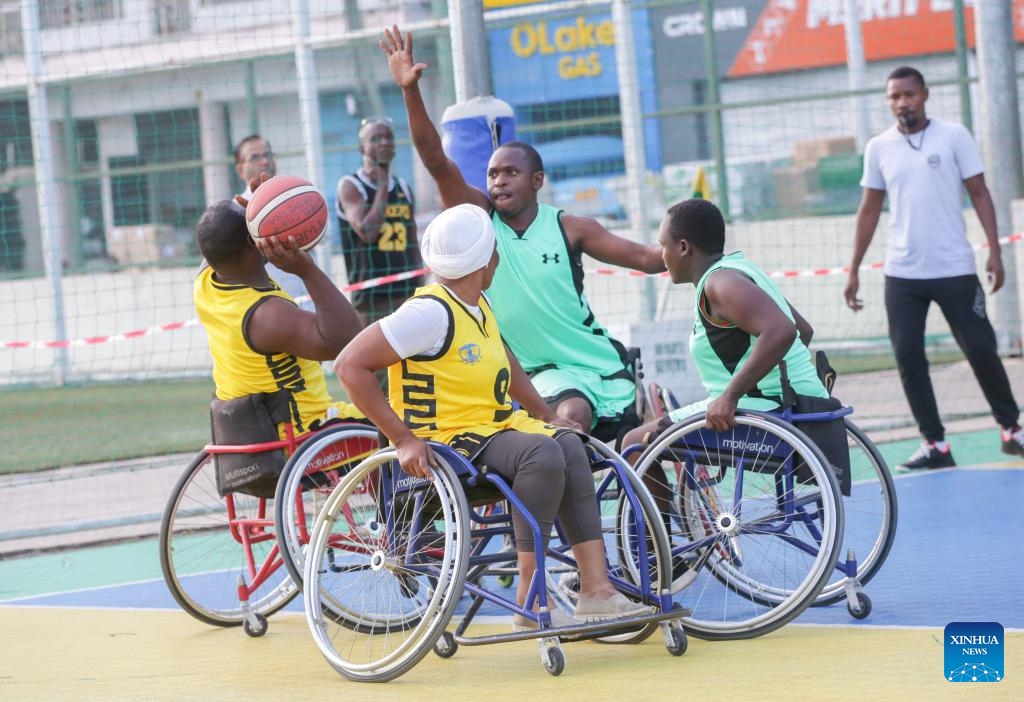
[[336, 169, 421, 305]]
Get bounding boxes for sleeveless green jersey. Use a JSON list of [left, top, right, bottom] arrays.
[[691, 252, 827, 409], [486, 204, 630, 380]]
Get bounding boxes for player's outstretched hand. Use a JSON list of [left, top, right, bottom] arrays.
[[381, 25, 427, 89], [234, 173, 272, 209]]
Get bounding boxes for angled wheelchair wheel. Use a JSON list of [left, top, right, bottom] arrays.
[[274, 425, 379, 588], [632, 411, 844, 640], [812, 419, 898, 606], [546, 439, 672, 645], [303, 448, 470, 683], [159, 451, 295, 627]]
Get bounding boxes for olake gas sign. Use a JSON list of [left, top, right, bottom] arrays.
[[509, 17, 616, 80], [488, 9, 656, 104]]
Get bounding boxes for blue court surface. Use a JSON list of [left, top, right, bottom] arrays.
[[2, 466, 1020, 631]]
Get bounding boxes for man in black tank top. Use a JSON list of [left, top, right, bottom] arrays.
[[336, 118, 424, 328]]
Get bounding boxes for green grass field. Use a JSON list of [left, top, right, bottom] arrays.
[[0, 351, 964, 475], [0, 376, 349, 475]]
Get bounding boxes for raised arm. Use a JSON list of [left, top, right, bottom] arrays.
[[562, 214, 666, 274], [380, 26, 490, 211], [247, 237, 362, 361]]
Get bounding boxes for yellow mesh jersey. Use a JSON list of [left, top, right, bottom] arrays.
[[387, 284, 556, 446], [194, 265, 360, 433]]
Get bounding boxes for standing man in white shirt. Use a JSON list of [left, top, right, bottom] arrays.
[[844, 66, 1023, 469], [233, 134, 312, 310]]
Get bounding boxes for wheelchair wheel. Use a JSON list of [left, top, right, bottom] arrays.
[[547, 439, 672, 645], [812, 419, 898, 606], [303, 448, 470, 683], [274, 425, 379, 587], [632, 411, 844, 640], [159, 451, 296, 627]]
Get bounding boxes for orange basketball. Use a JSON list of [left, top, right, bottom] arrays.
[[245, 175, 328, 252]]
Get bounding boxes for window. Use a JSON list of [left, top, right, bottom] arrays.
[[134, 108, 204, 228], [40, 0, 119, 30]]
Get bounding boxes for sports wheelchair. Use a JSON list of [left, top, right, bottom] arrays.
[[301, 436, 689, 682], [641, 370, 897, 635], [158, 414, 377, 637]]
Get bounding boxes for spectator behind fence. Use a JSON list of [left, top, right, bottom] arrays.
[[336, 117, 424, 328], [843, 65, 1024, 470], [233, 134, 311, 310], [381, 25, 666, 449], [334, 203, 651, 629]]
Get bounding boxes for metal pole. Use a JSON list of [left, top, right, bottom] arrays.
[[447, 0, 493, 102], [973, 0, 1024, 353], [290, 0, 332, 273], [244, 62, 259, 135], [951, 0, 973, 134], [611, 0, 656, 321], [700, 0, 729, 217], [21, 0, 68, 384], [841, 0, 870, 150], [61, 85, 82, 270]]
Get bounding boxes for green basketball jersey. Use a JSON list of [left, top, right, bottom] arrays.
[[690, 252, 827, 407], [486, 205, 631, 380]]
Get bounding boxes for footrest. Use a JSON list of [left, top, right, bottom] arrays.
[[454, 607, 691, 646]]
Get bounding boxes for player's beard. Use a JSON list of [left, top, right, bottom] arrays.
[[898, 111, 920, 131]]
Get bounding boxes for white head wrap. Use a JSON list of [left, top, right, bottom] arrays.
[[420, 204, 496, 279]]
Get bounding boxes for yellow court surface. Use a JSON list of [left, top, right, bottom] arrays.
[[2, 607, 1021, 701]]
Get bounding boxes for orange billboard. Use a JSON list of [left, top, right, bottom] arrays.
[[729, 0, 1024, 77]]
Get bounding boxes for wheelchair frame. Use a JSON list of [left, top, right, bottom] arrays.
[[645, 381, 897, 622], [158, 421, 377, 637], [628, 409, 846, 640], [301, 436, 688, 682]]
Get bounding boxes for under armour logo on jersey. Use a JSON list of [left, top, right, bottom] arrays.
[[541, 253, 561, 264]]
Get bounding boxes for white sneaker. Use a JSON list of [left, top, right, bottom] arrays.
[[512, 608, 577, 632], [573, 592, 652, 621]]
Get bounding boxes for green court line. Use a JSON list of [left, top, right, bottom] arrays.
[[0, 539, 163, 601]]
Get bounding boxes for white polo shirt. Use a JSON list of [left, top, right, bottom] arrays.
[[860, 118, 984, 279]]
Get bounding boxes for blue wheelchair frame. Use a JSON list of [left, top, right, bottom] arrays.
[[625, 407, 848, 639], [302, 436, 688, 681]]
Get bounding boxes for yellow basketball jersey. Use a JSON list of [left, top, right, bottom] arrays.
[[194, 265, 360, 433], [387, 284, 556, 448]]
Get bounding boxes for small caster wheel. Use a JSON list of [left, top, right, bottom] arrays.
[[434, 631, 458, 659], [243, 613, 268, 637], [848, 592, 871, 620], [543, 647, 565, 676], [497, 574, 514, 588], [666, 625, 687, 656]]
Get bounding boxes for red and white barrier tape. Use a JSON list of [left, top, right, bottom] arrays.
[[4, 233, 1021, 350]]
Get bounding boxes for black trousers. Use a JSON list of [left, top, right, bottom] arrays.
[[885, 274, 1019, 441]]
